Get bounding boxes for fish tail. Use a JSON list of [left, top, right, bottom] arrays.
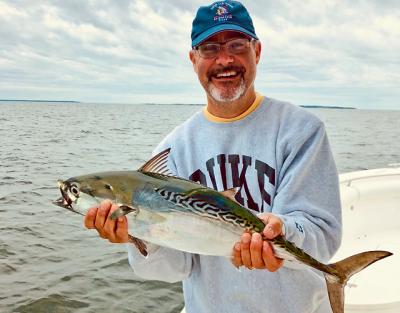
[[324, 250, 392, 313]]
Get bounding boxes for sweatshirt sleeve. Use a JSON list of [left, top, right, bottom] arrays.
[[272, 120, 342, 264], [125, 139, 193, 283], [126, 243, 193, 283]]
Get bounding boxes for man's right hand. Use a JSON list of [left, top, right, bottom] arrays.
[[84, 199, 129, 243]]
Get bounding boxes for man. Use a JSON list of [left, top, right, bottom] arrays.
[[85, 1, 341, 312]]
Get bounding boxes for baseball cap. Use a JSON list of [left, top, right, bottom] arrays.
[[191, 1, 258, 48]]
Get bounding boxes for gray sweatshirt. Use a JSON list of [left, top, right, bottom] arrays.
[[127, 95, 342, 313]]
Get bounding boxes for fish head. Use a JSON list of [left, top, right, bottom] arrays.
[[53, 172, 135, 215], [53, 180, 74, 211], [53, 179, 95, 215]]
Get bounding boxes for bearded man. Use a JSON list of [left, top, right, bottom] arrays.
[[85, 1, 341, 312]]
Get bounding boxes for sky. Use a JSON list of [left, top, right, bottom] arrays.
[[0, 0, 399, 110]]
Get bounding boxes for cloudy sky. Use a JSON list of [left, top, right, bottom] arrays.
[[0, 0, 399, 109]]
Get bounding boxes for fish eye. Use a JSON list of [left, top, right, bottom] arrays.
[[70, 185, 80, 197]]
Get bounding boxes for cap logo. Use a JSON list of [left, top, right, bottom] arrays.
[[211, 2, 233, 22], [216, 6, 228, 15]]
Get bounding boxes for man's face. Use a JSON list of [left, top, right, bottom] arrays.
[[190, 31, 261, 103]]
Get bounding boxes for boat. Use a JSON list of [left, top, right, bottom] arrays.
[[332, 167, 400, 312], [181, 167, 400, 313]]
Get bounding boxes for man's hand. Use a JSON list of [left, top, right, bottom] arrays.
[[84, 199, 129, 243], [232, 213, 284, 272]]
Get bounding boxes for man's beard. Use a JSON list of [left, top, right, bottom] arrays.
[[206, 65, 246, 103], [207, 78, 246, 103]]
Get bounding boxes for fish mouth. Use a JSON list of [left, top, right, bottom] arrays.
[[53, 180, 75, 212], [53, 196, 73, 210]]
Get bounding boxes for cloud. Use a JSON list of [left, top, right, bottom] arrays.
[[0, 0, 398, 109], [248, 1, 400, 108]]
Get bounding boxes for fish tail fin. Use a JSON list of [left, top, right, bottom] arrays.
[[324, 250, 392, 313]]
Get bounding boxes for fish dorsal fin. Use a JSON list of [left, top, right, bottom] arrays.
[[220, 187, 239, 202], [138, 148, 172, 175]]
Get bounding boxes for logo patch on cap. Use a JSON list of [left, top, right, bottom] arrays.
[[212, 2, 233, 22]]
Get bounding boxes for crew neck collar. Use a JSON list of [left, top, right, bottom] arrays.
[[203, 93, 264, 123]]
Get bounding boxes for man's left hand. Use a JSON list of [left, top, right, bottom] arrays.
[[231, 213, 284, 272]]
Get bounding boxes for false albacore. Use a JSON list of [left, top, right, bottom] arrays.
[[54, 148, 392, 313]]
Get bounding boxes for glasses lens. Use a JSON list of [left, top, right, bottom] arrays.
[[198, 43, 219, 58], [227, 38, 250, 54], [196, 38, 252, 58]]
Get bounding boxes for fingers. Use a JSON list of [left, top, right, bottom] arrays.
[[83, 200, 129, 243], [262, 241, 283, 272], [102, 203, 120, 242], [259, 213, 283, 239], [249, 233, 264, 269], [115, 216, 129, 243], [84, 206, 98, 229], [231, 213, 285, 272], [94, 200, 112, 238], [231, 242, 242, 268], [260, 213, 284, 271], [232, 232, 269, 270], [240, 232, 252, 268]]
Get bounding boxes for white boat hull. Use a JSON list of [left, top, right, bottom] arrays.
[[334, 167, 400, 312], [181, 167, 400, 313]]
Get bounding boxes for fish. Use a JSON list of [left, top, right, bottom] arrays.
[[53, 148, 392, 313]]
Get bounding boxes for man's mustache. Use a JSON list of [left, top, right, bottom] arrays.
[[207, 66, 246, 79]]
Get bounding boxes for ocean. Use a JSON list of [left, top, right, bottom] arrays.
[[0, 101, 399, 313]]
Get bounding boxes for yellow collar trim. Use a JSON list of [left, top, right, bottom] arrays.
[[203, 93, 264, 123]]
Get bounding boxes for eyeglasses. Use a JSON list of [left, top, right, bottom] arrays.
[[194, 38, 253, 59]]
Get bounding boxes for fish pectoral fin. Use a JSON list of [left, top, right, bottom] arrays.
[[128, 234, 148, 257], [109, 205, 137, 220]]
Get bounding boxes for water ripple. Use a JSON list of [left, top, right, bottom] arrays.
[[14, 294, 90, 313]]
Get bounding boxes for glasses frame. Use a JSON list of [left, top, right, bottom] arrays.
[[194, 37, 255, 59]]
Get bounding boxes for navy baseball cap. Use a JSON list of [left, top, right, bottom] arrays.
[[191, 1, 258, 48]]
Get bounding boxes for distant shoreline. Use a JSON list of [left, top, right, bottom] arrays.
[[301, 105, 356, 109], [0, 100, 355, 109], [0, 99, 80, 103], [144, 103, 357, 109]]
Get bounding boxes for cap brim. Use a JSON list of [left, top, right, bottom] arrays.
[[192, 24, 258, 47]]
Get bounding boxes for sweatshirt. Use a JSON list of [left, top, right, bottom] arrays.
[[126, 94, 342, 313]]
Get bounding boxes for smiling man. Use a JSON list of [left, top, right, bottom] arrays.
[[85, 1, 342, 312], [190, 31, 261, 118]]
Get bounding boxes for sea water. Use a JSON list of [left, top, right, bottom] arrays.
[[0, 102, 399, 313]]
